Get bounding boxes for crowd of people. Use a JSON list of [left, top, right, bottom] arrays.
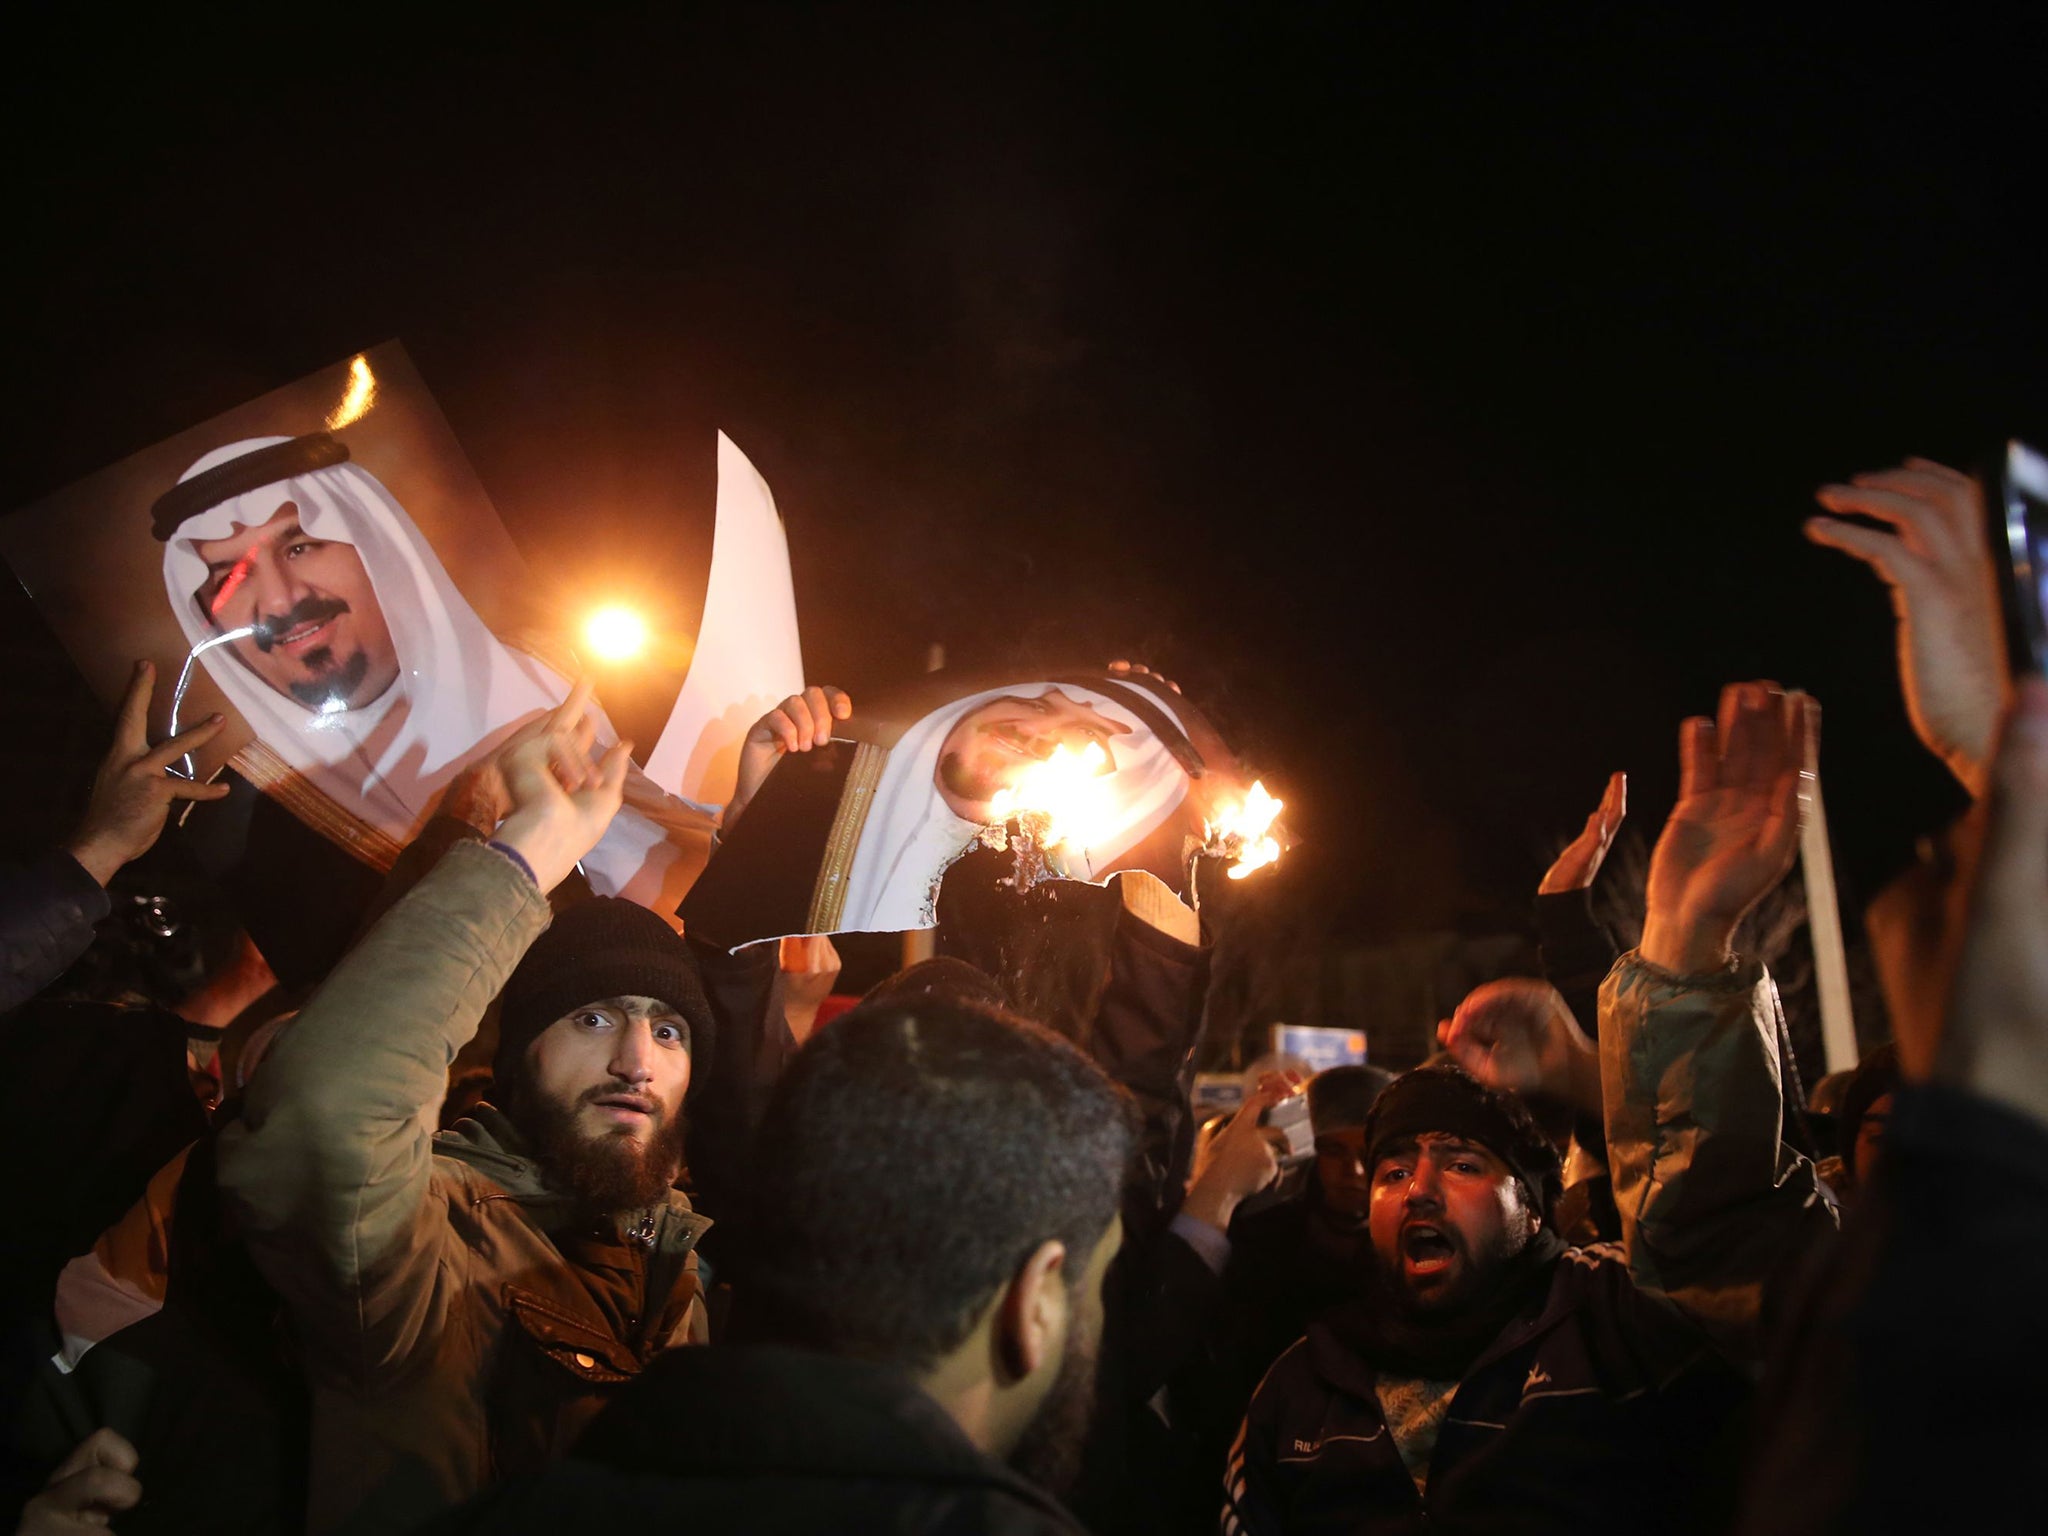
[[2, 454, 2043, 1534]]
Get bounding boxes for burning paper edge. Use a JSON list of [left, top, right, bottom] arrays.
[[1208, 779, 1285, 879]]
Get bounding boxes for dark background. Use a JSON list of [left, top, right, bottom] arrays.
[[5, 5, 2044, 954]]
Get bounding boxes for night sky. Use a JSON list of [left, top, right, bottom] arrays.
[[6, 7, 2045, 948]]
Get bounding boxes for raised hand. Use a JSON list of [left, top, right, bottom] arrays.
[[1940, 677, 2048, 1128], [1807, 458, 2009, 797], [1182, 1071, 1303, 1232], [1539, 771, 1627, 895], [1437, 977, 1601, 1113], [726, 685, 852, 831], [491, 681, 633, 893], [66, 659, 233, 886], [1640, 682, 1816, 975]]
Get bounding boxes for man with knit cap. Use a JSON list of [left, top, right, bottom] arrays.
[[217, 684, 715, 1536], [1224, 684, 1840, 1535]]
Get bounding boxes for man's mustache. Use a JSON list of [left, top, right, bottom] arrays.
[[250, 597, 350, 652]]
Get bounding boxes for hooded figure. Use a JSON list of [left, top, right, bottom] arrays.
[[155, 433, 706, 908], [836, 680, 1194, 933]]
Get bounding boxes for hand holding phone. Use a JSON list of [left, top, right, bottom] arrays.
[[1807, 456, 2013, 797]]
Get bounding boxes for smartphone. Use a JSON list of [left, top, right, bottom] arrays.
[[1263, 1094, 1316, 1166], [1991, 439, 2048, 676]]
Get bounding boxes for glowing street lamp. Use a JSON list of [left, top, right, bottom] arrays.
[[583, 605, 649, 663]]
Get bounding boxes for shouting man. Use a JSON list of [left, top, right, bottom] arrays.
[[215, 686, 714, 1536], [1224, 682, 1839, 1534]]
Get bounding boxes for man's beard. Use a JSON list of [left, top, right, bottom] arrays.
[[508, 1079, 686, 1217], [244, 595, 368, 710], [1339, 1215, 1556, 1381], [1008, 1308, 1102, 1498], [286, 646, 370, 709]]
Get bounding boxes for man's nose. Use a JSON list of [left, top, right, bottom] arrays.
[[245, 556, 313, 619], [1402, 1166, 1444, 1212], [607, 1021, 657, 1085]]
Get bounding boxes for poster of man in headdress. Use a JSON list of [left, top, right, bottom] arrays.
[[0, 343, 736, 982], [679, 664, 1279, 950]]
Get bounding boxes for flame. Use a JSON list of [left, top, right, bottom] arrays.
[[325, 355, 377, 430], [987, 740, 1115, 851], [1211, 779, 1284, 880]]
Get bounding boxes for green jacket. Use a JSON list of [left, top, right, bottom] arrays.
[[1600, 952, 1837, 1364], [215, 840, 709, 1536]]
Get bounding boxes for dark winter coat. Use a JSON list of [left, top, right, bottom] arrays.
[[0, 850, 108, 1016], [1224, 953, 1839, 1534], [214, 842, 709, 1536], [436, 1344, 1088, 1535]]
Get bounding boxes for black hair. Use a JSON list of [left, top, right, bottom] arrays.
[[860, 955, 1011, 1012], [1308, 1063, 1395, 1135], [734, 994, 1134, 1369]]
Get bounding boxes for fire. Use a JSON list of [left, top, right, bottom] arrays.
[[1211, 779, 1283, 879], [987, 741, 1114, 852], [325, 355, 377, 430]]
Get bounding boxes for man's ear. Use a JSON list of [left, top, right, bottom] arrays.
[[994, 1239, 1069, 1383]]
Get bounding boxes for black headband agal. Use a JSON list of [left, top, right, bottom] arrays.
[[151, 433, 351, 542]]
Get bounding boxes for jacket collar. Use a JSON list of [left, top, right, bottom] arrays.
[[434, 1104, 711, 1254], [574, 1344, 1079, 1524]]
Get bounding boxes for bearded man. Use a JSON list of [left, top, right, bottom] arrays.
[[216, 687, 712, 1536], [1224, 682, 1841, 1535], [441, 987, 1132, 1536]]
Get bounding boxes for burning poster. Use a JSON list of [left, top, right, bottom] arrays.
[[0, 344, 719, 982], [678, 665, 1285, 950]]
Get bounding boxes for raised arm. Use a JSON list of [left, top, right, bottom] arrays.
[[3, 661, 228, 1016], [214, 687, 629, 1380], [1600, 682, 1835, 1358], [1807, 458, 2009, 799]]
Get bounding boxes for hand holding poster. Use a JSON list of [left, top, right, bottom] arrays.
[[0, 344, 729, 980], [679, 665, 1286, 949]]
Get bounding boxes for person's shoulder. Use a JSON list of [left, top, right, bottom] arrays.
[[1558, 1240, 1629, 1275], [429, 1458, 1082, 1536], [1553, 1240, 1658, 1307], [924, 1484, 1090, 1536], [1245, 1330, 1333, 1417]]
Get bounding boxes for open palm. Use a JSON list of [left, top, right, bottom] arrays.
[[1643, 682, 1816, 973]]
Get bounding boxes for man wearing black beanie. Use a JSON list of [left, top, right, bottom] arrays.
[[1225, 684, 1840, 1535], [491, 895, 715, 1219], [217, 685, 718, 1536]]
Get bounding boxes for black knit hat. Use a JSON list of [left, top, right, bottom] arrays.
[[1364, 1064, 1564, 1219], [495, 898, 714, 1094]]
